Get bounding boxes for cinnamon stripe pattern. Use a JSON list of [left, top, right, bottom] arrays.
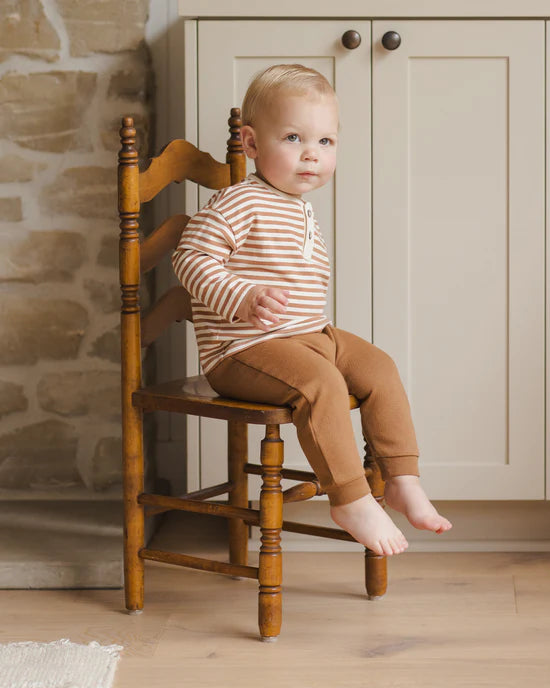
[[172, 174, 331, 374]]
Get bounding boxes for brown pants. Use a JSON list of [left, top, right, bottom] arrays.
[[207, 325, 419, 506]]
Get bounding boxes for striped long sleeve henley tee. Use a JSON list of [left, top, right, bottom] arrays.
[[172, 174, 331, 374]]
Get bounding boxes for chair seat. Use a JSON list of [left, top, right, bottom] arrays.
[[133, 374, 293, 423], [133, 374, 360, 424]]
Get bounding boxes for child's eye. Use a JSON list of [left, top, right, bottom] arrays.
[[286, 134, 299, 142], [319, 137, 332, 146]]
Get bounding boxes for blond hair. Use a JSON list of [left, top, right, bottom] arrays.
[[241, 64, 335, 126]]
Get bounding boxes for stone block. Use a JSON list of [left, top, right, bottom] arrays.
[[92, 437, 122, 491], [0, 230, 86, 283], [84, 278, 120, 313], [0, 420, 82, 489], [0, 297, 88, 365], [0, 155, 46, 183], [37, 370, 120, 420], [0, 197, 22, 222], [88, 325, 120, 364], [0, 381, 28, 418], [0, 0, 60, 63], [107, 45, 152, 102], [57, 0, 149, 57], [0, 71, 96, 152], [97, 235, 118, 268], [41, 166, 117, 219]]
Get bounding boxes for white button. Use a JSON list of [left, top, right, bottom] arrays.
[[303, 203, 314, 261]]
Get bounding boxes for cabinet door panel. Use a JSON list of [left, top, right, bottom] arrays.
[[197, 21, 371, 489], [373, 21, 545, 498], [547, 20, 550, 501]]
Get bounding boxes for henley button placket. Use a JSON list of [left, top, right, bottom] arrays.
[[303, 202, 315, 261]]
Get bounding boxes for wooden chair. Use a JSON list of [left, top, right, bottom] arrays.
[[118, 110, 388, 642]]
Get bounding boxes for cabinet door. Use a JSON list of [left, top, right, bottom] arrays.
[[373, 21, 545, 499], [196, 20, 371, 489]]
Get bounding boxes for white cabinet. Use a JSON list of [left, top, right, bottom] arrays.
[[372, 21, 545, 499], [184, 18, 546, 500]]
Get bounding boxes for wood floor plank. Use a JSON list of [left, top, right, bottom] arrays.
[[514, 572, 550, 616], [0, 602, 170, 658], [1, 541, 549, 687], [114, 657, 550, 688], [158, 603, 550, 662]]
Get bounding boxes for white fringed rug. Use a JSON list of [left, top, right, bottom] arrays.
[[0, 638, 123, 688]]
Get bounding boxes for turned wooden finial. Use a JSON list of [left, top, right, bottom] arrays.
[[227, 107, 243, 154], [119, 117, 138, 167], [227, 107, 246, 184]]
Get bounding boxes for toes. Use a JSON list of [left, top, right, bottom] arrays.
[[435, 519, 453, 534], [373, 539, 397, 556], [414, 512, 453, 533], [378, 534, 408, 556], [395, 537, 408, 554], [379, 540, 394, 556], [369, 541, 385, 556]]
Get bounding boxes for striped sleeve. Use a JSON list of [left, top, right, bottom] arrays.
[[172, 206, 255, 323]]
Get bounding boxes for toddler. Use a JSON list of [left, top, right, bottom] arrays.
[[172, 64, 452, 556]]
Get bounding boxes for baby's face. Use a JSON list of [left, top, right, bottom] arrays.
[[243, 91, 339, 197]]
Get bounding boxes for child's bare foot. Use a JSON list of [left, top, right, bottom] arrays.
[[330, 493, 408, 556], [384, 475, 452, 534]]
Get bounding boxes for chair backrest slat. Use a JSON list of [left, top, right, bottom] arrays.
[[139, 141, 232, 203]]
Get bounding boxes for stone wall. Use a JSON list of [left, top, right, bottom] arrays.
[[0, 0, 153, 498]]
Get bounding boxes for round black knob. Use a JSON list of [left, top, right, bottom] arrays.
[[382, 31, 401, 50], [341, 30, 361, 50]]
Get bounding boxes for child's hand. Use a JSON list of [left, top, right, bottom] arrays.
[[236, 286, 290, 331]]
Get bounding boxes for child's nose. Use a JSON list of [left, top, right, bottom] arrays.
[[302, 146, 319, 161]]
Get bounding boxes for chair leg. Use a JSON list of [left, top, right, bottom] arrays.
[[365, 551, 388, 600], [258, 424, 283, 642], [364, 449, 388, 599], [123, 406, 145, 613], [228, 420, 249, 566]]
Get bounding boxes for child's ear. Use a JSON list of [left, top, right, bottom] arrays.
[[240, 125, 258, 159]]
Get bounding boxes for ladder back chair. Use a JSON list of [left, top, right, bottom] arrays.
[[118, 109, 388, 642]]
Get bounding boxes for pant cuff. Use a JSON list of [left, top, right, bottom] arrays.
[[376, 455, 420, 481], [325, 474, 371, 507]]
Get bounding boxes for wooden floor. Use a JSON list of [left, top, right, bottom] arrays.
[[2, 513, 550, 687]]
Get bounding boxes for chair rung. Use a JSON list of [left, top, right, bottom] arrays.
[[144, 482, 234, 516], [138, 493, 260, 524], [244, 463, 373, 482], [140, 548, 258, 579], [184, 481, 234, 500], [281, 519, 357, 543], [283, 481, 323, 503]]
